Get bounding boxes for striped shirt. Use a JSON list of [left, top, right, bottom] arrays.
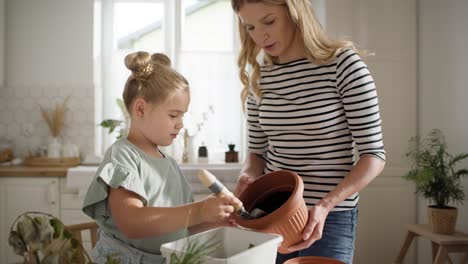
[[247, 49, 386, 211]]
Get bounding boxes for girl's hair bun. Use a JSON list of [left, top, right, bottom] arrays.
[[124, 51, 153, 79], [122, 51, 188, 112], [151, 53, 171, 67]]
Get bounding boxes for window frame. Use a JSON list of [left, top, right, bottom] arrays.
[[95, 0, 246, 162]]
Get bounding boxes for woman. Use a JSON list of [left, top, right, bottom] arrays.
[[231, 1, 386, 263]]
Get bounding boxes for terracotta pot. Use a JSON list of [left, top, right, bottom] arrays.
[[428, 206, 458, 235], [234, 170, 308, 254], [283, 256, 345, 264]]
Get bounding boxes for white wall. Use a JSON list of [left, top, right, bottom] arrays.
[[326, 1, 468, 262], [0, 0, 95, 157], [310, 0, 326, 28], [5, 0, 93, 86], [329, 0, 418, 170], [418, 1, 468, 263], [0, 0, 4, 86], [325, 0, 418, 263]]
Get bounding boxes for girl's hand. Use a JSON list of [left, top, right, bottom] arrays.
[[287, 204, 330, 252], [211, 216, 238, 228], [198, 195, 243, 224], [234, 174, 254, 196]]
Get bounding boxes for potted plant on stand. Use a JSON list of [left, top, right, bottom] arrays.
[[404, 129, 468, 234]]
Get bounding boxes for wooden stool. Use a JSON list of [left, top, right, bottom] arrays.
[[394, 224, 468, 264]]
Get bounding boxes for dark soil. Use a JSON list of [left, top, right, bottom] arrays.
[[253, 191, 292, 213]]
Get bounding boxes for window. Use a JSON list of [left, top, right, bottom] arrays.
[[94, 0, 244, 163]]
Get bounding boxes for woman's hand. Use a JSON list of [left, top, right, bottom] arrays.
[[287, 204, 330, 252], [234, 173, 254, 196], [197, 194, 243, 224]]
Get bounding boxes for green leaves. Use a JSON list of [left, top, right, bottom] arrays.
[[404, 129, 468, 207], [99, 120, 124, 134], [17, 215, 41, 247], [8, 230, 27, 255], [35, 216, 54, 246], [106, 253, 121, 264], [169, 236, 220, 264], [105, 253, 122, 264], [50, 218, 64, 239], [98, 98, 130, 139], [8, 212, 97, 264]]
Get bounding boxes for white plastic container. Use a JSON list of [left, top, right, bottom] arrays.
[[160, 227, 282, 264]]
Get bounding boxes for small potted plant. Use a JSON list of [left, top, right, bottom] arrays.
[[404, 129, 468, 234], [8, 211, 121, 264], [8, 211, 95, 263]]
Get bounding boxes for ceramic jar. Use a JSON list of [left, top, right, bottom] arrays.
[[182, 130, 196, 163], [234, 170, 308, 254], [62, 142, 79, 157], [47, 137, 61, 158]]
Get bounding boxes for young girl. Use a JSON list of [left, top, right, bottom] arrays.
[[231, 1, 386, 263], [82, 51, 242, 264]]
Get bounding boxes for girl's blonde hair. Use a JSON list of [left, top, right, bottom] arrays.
[[122, 51, 189, 113], [231, 0, 358, 106]]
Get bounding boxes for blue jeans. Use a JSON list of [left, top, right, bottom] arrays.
[[92, 230, 165, 264], [276, 207, 358, 264]]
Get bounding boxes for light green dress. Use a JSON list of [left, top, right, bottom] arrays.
[[82, 138, 193, 262]]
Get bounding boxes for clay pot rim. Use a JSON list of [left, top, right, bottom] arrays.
[[236, 170, 304, 225], [283, 256, 345, 264]]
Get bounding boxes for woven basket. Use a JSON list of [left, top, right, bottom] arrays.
[[428, 206, 458, 235]]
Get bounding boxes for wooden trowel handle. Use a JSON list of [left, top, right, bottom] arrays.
[[197, 169, 234, 197], [197, 169, 246, 213]]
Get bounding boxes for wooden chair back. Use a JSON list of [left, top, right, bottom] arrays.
[[65, 221, 99, 263]]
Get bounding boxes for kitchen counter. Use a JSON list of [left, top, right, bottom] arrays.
[[0, 165, 71, 177], [0, 163, 242, 193], [64, 163, 242, 195], [0, 163, 243, 177]]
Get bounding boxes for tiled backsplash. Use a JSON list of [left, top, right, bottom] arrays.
[[0, 85, 95, 158]]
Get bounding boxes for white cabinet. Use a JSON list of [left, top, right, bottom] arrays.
[[58, 178, 94, 254], [0, 177, 59, 264]]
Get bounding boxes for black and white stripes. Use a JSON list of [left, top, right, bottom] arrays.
[[247, 49, 385, 211]]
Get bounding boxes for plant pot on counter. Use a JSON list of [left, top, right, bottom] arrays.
[[234, 170, 308, 254], [284, 256, 345, 264], [428, 206, 458, 235]]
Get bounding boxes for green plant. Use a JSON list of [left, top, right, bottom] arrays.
[[168, 236, 219, 264], [99, 98, 130, 139], [8, 211, 93, 264], [404, 129, 468, 208], [8, 211, 120, 264]]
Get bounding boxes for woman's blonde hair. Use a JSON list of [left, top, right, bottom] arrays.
[[231, 0, 358, 106], [122, 51, 189, 113]]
